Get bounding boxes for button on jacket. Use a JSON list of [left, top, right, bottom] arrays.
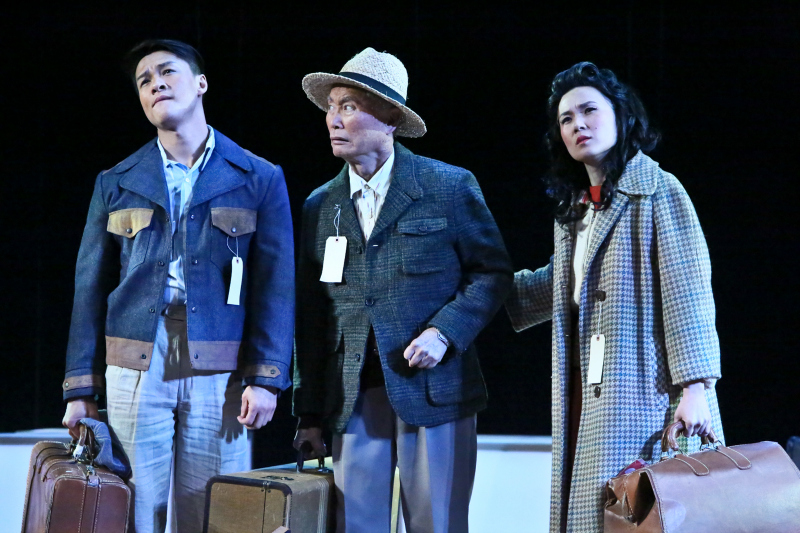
[[63, 130, 294, 400], [293, 142, 513, 431]]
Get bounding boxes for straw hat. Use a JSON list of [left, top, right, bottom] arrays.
[[302, 47, 426, 138]]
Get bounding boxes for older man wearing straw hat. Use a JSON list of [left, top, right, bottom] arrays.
[[292, 48, 512, 532]]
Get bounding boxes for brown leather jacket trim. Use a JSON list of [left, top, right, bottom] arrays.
[[187, 340, 241, 371], [242, 364, 282, 378], [210, 207, 257, 237], [62, 374, 105, 391], [106, 336, 154, 371], [107, 208, 154, 238]]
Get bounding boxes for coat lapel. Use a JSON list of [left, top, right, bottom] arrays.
[[583, 151, 657, 273], [325, 165, 362, 242], [115, 130, 253, 211], [189, 130, 250, 208], [615, 151, 659, 197], [584, 193, 629, 276], [117, 142, 170, 212], [368, 143, 422, 241]]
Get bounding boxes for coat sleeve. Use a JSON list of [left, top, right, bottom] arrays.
[[426, 171, 514, 353], [505, 259, 555, 332], [292, 193, 331, 418], [241, 165, 295, 391], [653, 173, 721, 387], [63, 172, 120, 401]]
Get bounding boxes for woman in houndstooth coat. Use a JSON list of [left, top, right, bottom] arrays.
[[506, 62, 724, 532]]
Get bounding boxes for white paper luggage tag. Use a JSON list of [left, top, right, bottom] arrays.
[[320, 237, 347, 282], [72, 443, 85, 461], [588, 334, 605, 384], [320, 204, 347, 283], [587, 289, 606, 385], [226, 236, 243, 305], [227, 257, 243, 305]]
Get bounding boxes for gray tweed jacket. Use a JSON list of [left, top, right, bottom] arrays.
[[506, 152, 724, 533], [293, 143, 513, 432]]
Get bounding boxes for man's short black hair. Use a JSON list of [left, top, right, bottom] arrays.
[[123, 39, 205, 88]]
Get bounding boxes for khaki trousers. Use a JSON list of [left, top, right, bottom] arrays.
[[105, 306, 250, 533]]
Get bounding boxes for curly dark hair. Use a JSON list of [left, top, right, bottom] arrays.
[[544, 62, 660, 223]]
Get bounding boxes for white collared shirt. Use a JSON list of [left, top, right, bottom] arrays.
[[157, 125, 216, 303], [348, 150, 395, 241]]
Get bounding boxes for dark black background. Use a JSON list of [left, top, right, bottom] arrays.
[[1, 3, 797, 467]]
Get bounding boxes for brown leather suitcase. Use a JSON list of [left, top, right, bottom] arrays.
[[20, 426, 131, 532], [204, 454, 334, 533]]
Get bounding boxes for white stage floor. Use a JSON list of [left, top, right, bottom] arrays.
[[1, 430, 552, 532]]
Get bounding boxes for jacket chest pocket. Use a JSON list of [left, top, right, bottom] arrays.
[[210, 207, 257, 271], [107, 208, 154, 271], [397, 217, 449, 274]]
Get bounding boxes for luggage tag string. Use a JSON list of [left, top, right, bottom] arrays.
[[334, 204, 341, 239], [226, 235, 239, 258]]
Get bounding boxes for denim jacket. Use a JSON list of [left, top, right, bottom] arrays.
[[63, 131, 294, 400]]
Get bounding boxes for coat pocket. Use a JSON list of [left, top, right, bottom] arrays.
[[397, 217, 449, 275], [107, 208, 154, 237], [107, 208, 154, 270], [210, 207, 257, 271], [425, 348, 486, 406], [211, 207, 257, 237]]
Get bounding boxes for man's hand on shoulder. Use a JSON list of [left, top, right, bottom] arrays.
[[62, 398, 99, 440], [238, 385, 279, 430], [404, 327, 448, 369]]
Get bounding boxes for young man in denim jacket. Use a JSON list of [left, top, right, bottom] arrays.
[[61, 39, 294, 532]]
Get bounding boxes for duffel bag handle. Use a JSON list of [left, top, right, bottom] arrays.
[[661, 420, 718, 453]]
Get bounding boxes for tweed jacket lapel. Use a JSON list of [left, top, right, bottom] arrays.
[[368, 143, 423, 242], [323, 164, 363, 243], [116, 141, 169, 212]]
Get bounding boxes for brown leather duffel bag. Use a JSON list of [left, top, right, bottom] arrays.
[[21, 424, 131, 532], [604, 421, 800, 532]]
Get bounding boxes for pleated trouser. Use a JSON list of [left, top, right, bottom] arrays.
[[106, 305, 250, 533], [332, 385, 477, 533]]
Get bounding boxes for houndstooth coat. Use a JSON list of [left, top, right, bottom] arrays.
[[506, 152, 724, 533]]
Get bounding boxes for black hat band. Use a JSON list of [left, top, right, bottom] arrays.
[[338, 72, 406, 106]]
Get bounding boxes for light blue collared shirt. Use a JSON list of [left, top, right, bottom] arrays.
[[156, 125, 216, 304]]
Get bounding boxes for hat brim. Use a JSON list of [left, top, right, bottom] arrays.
[[302, 72, 427, 138]]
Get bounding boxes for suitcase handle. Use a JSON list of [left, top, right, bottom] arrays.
[[296, 441, 326, 473], [71, 423, 96, 465]]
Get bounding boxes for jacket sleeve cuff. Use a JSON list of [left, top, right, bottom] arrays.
[[679, 377, 717, 390], [241, 362, 291, 390], [297, 415, 323, 430], [62, 374, 105, 402], [426, 321, 461, 353]]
